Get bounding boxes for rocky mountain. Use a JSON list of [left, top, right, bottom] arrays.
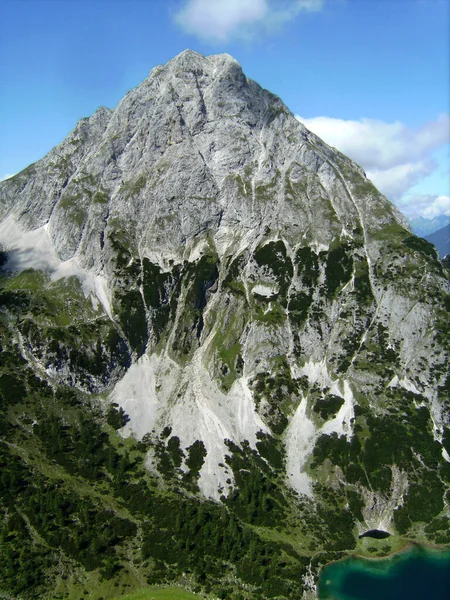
[[0, 50, 449, 600], [409, 214, 450, 238]]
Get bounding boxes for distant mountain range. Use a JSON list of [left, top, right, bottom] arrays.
[[409, 215, 450, 237], [425, 223, 450, 258]]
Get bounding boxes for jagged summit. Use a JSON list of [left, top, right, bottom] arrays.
[[166, 48, 239, 69], [0, 50, 406, 269]]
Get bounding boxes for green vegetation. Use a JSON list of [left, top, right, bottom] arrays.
[[335, 159, 381, 204], [92, 188, 109, 204], [254, 178, 279, 203], [115, 286, 147, 356], [0, 260, 365, 598], [0, 372, 139, 596], [0, 197, 448, 600], [224, 244, 294, 335], [325, 243, 353, 298], [253, 240, 293, 297], [114, 588, 199, 600], [121, 175, 147, 199], [19, 316, 131, 390], [403, 235, 438, 259], [312, 394, 344, 420], [288, 289, 313, 327], [185, 440, 207, 480], [265, 105, 286, 125], [109, 227, 135, 270], [424, 516, 450, 545], [172, 254, 219, 356], [310, 387, 448, 528], [106, 403, 131, 429], [58, 193, 87, 226], [350, 323, 400, 377], [223, 253, 247, 296], [251, 358, 301, 434], [252, 299, 286, 328], [142, 259, 181, 344], [0, 333, 309, 600], [223, 439, 287, 526], [108, 232, 148, 356], [353, 257, 373, 304], [0, 270, 131, 390], [295, 246, 319, 288]]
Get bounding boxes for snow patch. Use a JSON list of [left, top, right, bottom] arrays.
[[252, 283, 279, 297], [0, 216, 60, 271], [0, 216, 113, 318]]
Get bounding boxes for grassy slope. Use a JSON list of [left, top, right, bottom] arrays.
[[114, 588, 200, 600]]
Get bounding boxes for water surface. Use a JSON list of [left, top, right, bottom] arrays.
[[318, 545, 450, 600]]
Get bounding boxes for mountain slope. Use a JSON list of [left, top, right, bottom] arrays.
[[425, 223, 450, 258], [0, 50, 449, 600], [409, 215, 450, 238]]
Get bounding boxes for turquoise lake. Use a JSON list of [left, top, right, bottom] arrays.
[[317, 545, 450, 600]]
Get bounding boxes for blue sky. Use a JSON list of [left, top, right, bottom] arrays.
[[1, 0, 449, 219]]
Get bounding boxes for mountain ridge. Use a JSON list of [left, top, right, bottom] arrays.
[[425, 223, 450, 258], [0, 50, 409, 269], [409, 214, 450, 238]]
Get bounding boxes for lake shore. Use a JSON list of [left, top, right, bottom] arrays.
[[317, 542, 450, 600], [322, 538, 450, 568]]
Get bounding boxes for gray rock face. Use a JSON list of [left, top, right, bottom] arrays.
[[0, 50, 408, 270], [0, 50, 448, 528]]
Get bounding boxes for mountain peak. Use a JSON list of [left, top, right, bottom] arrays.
[[168, 48, 239, 68], [0, 48, 409, 263], [148, 49, 245, 87]]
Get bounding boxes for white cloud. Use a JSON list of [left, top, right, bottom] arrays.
[[397, 194, 450, 220], [0, 174, 15, 182], [296, 113, 450, 216], [267, 0, 325, 27], [365, 161, 436, 200], [175, 0, 267, 41], [174, 0, 324, 41], [297, 113, 449, 172]]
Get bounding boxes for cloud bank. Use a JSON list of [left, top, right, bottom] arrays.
[[0, 174, 15, 182], [296, 113, 450, 217], [297, 113, 449, 172], [397, 194, 450, 220], [174, 0, 324, 41]]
